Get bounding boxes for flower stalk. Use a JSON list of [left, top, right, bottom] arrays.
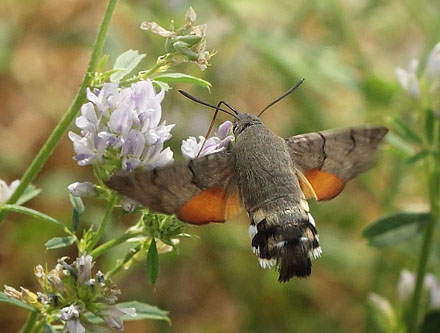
[[111, 53, 174, 88], [87, 194, 117, 252], [91, 230, 144, 259], [20, 311, 38, 333], [0, 0, 119, 225], [407, 116, 440, 332], [106, 244, 143, 279]]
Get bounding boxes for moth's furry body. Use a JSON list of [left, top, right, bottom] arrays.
[[106, 108, 387, 283], [234, 114, 320, 281]]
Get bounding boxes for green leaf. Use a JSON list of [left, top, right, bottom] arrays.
[[407, 150, 429, 164], [117, 301, 170, 323], [151, 80, 171, 91], [16, 184, 42, 205], [45, 236, 75, 250], [97, 54, 109, 73], [361, 74, 396, 106], [0, 204, 65, 229], [392, 117, 423, 145], [100, 68, 124, 82], [84, 301, 170, 324], [0, 292, 35, 311], [363, 212, 431, 248], [146, 238, 159, 285], [367, 293, 399, 332], [153, 73, 211, 90], [425, 108, 435, 145], [69, 194, 84, 231], [422, 311, 440, 333], [110, 50, 146, 82]]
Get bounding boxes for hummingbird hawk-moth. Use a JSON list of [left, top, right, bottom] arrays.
[[106, 85, 388, 282]]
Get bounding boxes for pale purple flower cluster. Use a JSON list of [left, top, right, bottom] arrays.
[[69, 80, 174, 173], [181, 120, 233, 160], [5, 255, 136, 332], [396, 42, 440, 98]]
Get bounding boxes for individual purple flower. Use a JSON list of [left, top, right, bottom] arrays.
[[121, 197, 138, 213], [60, 304, 86, 333], [425, 273, 440, 309], [142, 145, 173, 170], [0, 179, 20, 206], [68, 182, 96, 197], [69, 80, 174, 173], [181, 120, 233, 160], [75, 255, 94, 284], [68, 132, 105, 166], [217, 120, 232, 139], [86, 82, 120, 113], [100, 306, 136, 330], [181, 136, 205, 159], [397, 269, 414, 301]]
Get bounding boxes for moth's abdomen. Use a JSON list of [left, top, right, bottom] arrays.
[[249, 199, 321, 282], [233, 119, 321, 281]]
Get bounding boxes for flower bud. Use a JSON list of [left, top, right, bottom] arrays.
[[395, 59, 420, 98], [68, 182, 97, 197], [0, 179, 20, 206]]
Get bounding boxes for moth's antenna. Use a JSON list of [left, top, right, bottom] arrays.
[[217, 100, 239, 115], [257, 78, 305, 117], [196, 102, 221, 158], [179, 90, 238, 119]]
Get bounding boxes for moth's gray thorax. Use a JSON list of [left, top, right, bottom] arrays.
[[233, 121, 303, 215]]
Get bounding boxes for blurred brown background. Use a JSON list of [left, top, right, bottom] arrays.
[[1, 0, 439, 332]]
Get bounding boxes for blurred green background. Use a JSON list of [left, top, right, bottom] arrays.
[[1, 0, 439, 332]]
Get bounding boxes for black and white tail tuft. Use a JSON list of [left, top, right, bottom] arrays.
[[250, 212, 321, 282]]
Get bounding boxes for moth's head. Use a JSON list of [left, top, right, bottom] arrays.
[[233, 113, 262, 136]]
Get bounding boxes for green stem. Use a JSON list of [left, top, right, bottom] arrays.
[[407, 215, 436, 332], [87, 194, 117, 252], [20, 311, 38, 333], [407, 121, 440, 333], [0, 0, 119, 226], [105, 244, 143, 278], [32, 320, 45, 333], [94, 53, 174, 89], [91, 230, 144, 258]]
